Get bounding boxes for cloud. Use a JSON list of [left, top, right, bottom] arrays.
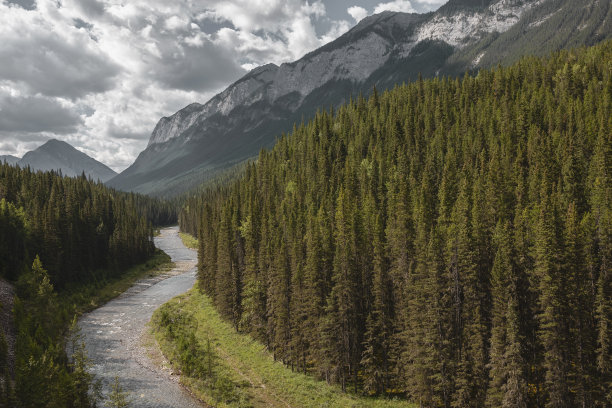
[[205, 0, 323, 33], [106, 121, 150, 141], [347, 6, 368, 22], [348, 1, 426, 24], [321, 19, 351, 43], [0, 2, 120, 99], [150, 39, 245, 92], [0, 95, 83, 134], [5, 0, 36, 10], [203, 0, 330, 63], [164, 15, 189, 31], [72, 0, 106, 17], [414, 0, 446, 6], [374, 0, 416, 14]]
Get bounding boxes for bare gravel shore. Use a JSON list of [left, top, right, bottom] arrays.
[[78, 226, 204, 408]]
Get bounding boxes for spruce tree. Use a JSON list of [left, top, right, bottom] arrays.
[[486, 221, 528, 408], [104, 376, 130, 408], [535, 191, 572, 408], [361, 215, 393, 395]]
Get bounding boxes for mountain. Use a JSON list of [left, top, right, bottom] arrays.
[[17, 139, 117, 182], [108, 0, 611, 196], [0, 155, 19, 165]]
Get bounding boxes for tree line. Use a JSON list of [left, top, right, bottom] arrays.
[[0, 164, 176, 287], [180, 41, 611, 407]]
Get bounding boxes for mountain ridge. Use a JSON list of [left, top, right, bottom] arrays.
[[108, 0, 611, 196]]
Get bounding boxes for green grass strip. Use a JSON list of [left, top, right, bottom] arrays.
[[61, 249, 174, 316], [152, 289, 415, 408], [179, 232, 199, 250]]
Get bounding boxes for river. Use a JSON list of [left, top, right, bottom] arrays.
[[78, 226, 203, 408]]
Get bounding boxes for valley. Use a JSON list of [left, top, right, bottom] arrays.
[[0, 1, 610, 407]]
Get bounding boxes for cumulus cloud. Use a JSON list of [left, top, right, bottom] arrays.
[[202, 0, 330, 63], [374, 0, 416, 14], [0, 3, 120, 99], [321, 19, 351, 43], [204, 0, 324, 33], [347, 6, 368, 22]]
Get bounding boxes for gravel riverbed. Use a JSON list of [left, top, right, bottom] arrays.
[[78, 226, 203, 408]]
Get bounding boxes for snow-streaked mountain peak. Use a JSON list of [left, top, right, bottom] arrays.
[[416, 0, 543, 46], [147, 0, 545, 148]]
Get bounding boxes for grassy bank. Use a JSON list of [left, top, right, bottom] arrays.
[[61, 249, 174, 316], [151, 289, 415, 408], [179, 232, 198, 250], [3, 249, 175, 407]]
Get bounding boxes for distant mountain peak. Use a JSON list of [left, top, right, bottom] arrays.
[[37, 138, 72, 153], [0, 154, 20, 165], [42, 138, 67, 146], [17, 139, 117, 182]]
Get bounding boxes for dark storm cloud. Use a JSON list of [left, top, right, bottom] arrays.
[[0, 96, 83, 134]]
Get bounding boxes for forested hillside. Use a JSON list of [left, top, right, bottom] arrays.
[[0, 165, 176, 406], [0, 164, 177, 287], [181, 41, 611, 407]]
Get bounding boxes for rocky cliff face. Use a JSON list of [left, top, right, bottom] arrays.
[[108, 0, 611, 196], [416, 0, 542, 46], [147, 103, 204, 147]]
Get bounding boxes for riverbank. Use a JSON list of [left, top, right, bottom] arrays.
[[152, 288, 416, 408], [63, 249, 174, 316], [78, 226, 203, 408]]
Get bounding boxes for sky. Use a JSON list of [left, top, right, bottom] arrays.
[[0, 0, 446, 171]]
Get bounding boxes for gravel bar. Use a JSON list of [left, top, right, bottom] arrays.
[[78, 226, 204, 408]]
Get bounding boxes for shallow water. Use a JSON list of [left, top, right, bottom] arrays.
[[78, 226, 202, 408]]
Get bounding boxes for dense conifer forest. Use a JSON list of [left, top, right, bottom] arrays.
[[180, 41, 611, 406], [0, 164, 176, 406], [0, 164, 178, 287]]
